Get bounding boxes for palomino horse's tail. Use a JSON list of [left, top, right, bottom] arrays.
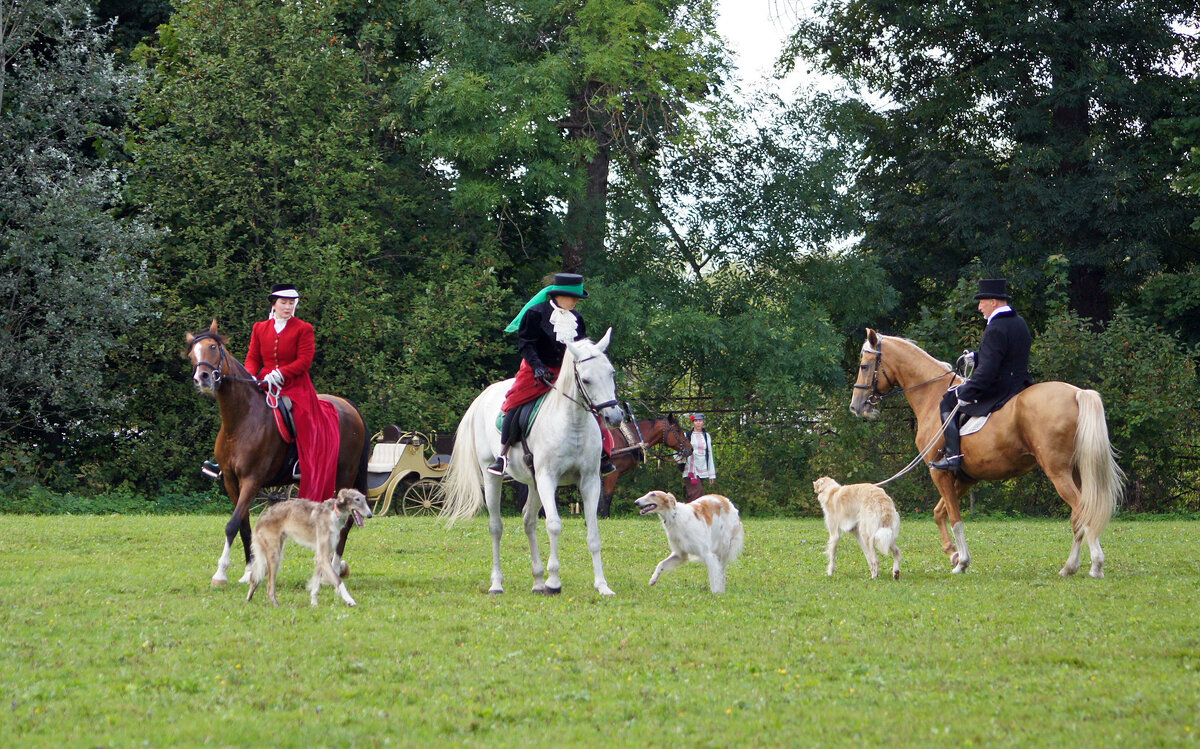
[[1074, 389, 1126, 540], [438, 393, 489, 525]]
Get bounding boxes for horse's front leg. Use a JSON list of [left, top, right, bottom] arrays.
[[931, 475, 971, 573], [518, 481, 545, 593], [534, 473, 564, 594], [214, 482, 258, 586], [578, 470, 614, 596]]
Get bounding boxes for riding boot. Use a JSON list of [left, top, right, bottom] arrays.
[[929, 408, 963, 471], [487, 410, 515, 476], [600, 452, 616, 476]]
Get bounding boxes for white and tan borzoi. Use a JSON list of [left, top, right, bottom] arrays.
[[246, 489, 373, 606], [634, 491, 744, 594], [812, 477, 901, 580]]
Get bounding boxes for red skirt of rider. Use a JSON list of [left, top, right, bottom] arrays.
[[501, 361, 614, 455], [283, 373, 341, 502]]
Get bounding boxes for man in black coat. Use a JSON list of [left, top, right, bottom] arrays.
[[929, 278, 1034, 472]]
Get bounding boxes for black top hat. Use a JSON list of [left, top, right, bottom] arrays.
[[269, 283, 300, 299], [974, 278, 1011, 300], [549, 273, 588, 299]]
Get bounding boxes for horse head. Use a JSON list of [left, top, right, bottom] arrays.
[[663, 414, 694, 457], [565, 327, 624, 428], [185, 319, 231, 394], [850, 328, 892, 419]]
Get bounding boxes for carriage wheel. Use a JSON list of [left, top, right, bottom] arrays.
[[254, 484, 296, 513], [401, 478, 444, 516]]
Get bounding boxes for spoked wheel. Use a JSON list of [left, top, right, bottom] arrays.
[[253, 484, 296, 513], [401, 478, 444, 516]]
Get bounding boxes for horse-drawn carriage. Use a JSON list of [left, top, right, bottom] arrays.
[[364, 425, 451, 516]]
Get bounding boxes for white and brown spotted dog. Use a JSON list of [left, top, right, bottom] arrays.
[[634, 490, 744, 594], [812, 477, 901, 580], [246, 488, 373, 606]]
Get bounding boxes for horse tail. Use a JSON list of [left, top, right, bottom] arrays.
[[1073, 389, 1126, 540], [438, 393, 488, 525]]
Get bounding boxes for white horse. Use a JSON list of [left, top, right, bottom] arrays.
[[439, 329, 625, 595]]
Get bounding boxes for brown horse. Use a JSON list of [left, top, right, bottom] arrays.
[[849, 329, 1124, 577], [185, 320, 369, 586], [598, 415, 693, 517]]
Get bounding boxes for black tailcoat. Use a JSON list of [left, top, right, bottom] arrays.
[[517, 301, 586, 370], [955, 309, 1033, 417]]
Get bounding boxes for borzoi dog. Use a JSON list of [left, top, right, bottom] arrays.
[[246, 489, 373, 606], [812, 477, 901, 580], [634, 491, 744, 594]]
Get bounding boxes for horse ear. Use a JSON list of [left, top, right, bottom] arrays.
[[209, 319, 220, 335], [186, 332, 195, 344], [596, 327, 613, 352], [866, 328, 879, 347]]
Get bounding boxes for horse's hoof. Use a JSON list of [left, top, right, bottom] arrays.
[[487, 588, 504, 595], [1089, 568, 1104, 579], [211, 578, 228, 587], [538, 586, 562, 596]]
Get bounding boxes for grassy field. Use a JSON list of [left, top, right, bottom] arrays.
[[1, 512, 1197, 747]]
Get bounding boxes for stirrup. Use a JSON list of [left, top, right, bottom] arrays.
[[486, 455, 508, 476], [201, 460, 222, 480], [929, 454, 963, 472]]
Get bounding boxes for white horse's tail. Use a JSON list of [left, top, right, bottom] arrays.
[[438, 393, 489, 525], [1073, 389, 1126, 540]]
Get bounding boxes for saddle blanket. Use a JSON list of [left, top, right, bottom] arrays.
[[960, 414, 989, 436]]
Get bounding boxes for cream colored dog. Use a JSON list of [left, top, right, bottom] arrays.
[[246, 488, 373, 606], [634, 490, 744, 593], [812, 477, 901, 580]]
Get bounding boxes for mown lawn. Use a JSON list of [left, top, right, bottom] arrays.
[[1, 513, 1197, 747]]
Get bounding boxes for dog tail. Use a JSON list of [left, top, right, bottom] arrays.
[[727, 518, 745, 565], [874, 526, 895, 555], [248, 534, 267, 585]]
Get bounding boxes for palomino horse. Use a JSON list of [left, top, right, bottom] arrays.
[[849, 329, 1125, 577], [186, 321, 369, 586], [439, 329, 625, 595], [597, 415, 693, 517]]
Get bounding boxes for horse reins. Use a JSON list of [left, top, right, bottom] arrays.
[[189, 332, 274, 395], [546, 352, 620, 417]]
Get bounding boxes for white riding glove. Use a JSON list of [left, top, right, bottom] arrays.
[[263, 369, 285, 387]]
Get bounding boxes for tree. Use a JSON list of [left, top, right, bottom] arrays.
[[790, 0, 1200, 328], [0, 0, 157, 482]]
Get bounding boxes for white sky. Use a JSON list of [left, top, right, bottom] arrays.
[[715, 0, 801, 84]]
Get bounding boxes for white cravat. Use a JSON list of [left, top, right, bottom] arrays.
[[986, 305, 1012, 324], [548, 300, 578, 344]]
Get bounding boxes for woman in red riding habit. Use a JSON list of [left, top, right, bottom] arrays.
[[243, 283, 341, 501]]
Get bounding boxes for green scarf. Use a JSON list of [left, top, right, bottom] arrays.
[[503, 282, 586, 333]]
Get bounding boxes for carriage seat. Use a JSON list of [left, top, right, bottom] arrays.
[[368, 424, 409, 474]]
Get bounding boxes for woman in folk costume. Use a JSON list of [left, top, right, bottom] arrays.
[[243, 284, 342, 501], [681, 413, 717, 500], [486, 273, 617, 477]]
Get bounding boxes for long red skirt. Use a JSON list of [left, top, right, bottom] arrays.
[[281, 373, 341, 502]]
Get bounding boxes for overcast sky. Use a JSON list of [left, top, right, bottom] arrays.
[[714, 0, 836, 96]]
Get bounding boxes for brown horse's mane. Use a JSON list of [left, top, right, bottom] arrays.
[[875, 334, 954, 375]]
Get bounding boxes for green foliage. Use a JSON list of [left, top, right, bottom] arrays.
[[792, 0, 1200, 325], [0, 0, 159, 482]]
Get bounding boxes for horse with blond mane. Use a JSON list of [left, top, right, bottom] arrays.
[[849, 329, 1125, 577]]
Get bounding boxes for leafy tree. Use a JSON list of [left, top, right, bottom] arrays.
[[790, 0, 1200, 328], [0, 0, 157, 484]]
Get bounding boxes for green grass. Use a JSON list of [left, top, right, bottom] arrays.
[[2, 513, 1198, 747]]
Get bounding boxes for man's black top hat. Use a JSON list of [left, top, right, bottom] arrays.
[[974, 278, 1011, 300]]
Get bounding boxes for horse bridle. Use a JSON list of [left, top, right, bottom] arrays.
[[188, 332, 261, 390], [553, 351, 620, 417], [853, 339, 955, 407]]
